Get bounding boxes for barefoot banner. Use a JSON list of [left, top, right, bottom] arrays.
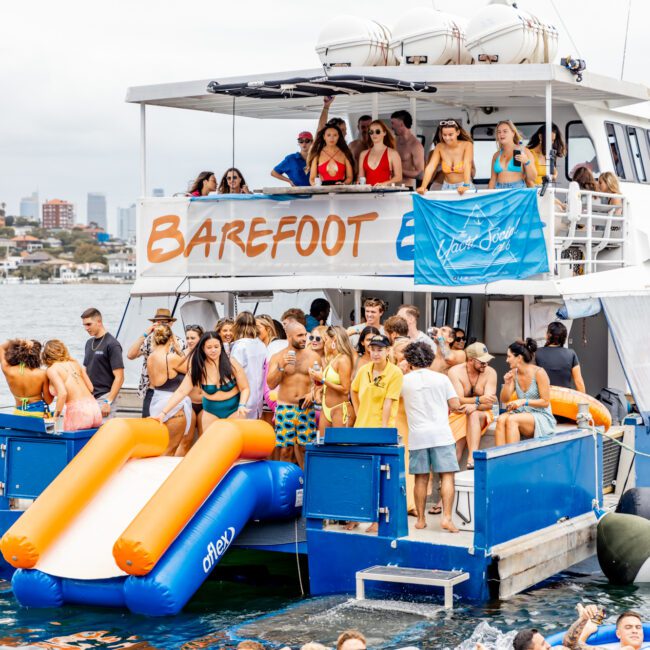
[[413, 188, 549, 286]]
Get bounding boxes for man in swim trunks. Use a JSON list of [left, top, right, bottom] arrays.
[[391, 110, 425, 189], [267, 321, 320, 469], [430, 326, 466, 375], [448, 342, 498, 469], [563, 604, 647, 650]]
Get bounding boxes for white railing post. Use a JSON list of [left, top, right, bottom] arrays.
[[586, 193, 593, 273]]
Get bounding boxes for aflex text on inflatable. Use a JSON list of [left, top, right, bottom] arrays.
[[0, 418, 168, 569], [113, 419, 276, 576]]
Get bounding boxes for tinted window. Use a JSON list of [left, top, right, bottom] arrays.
[[566, 121, 599, 179], [627, 126, 648, 182], [432, 298, 448, 328], [605, 122, 636, 180], [453, 297, 472, 333]]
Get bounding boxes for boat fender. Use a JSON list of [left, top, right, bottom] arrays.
[[597, 511, 650, 584], [616, 487, 650, 520]]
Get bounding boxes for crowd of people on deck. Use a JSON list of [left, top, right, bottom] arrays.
[[233, 603, 646, 650], [184, 97, 624, 199], [1, 295, 591, 535]]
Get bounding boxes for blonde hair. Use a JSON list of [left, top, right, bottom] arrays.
[[42, 339, 72, 366], [153, 324, 173, 345], [256, 315, 277, 344], [599, 171, 621, 195], [495, 120, 523, 146], [233, 311, 259, 340], [325, 325, 355, 364], [336, 630, 366, 650]]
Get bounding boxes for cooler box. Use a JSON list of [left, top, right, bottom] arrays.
[[452, 470, 475, 531]]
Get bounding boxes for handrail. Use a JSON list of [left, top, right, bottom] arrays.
[[550, 186, 628, 276]]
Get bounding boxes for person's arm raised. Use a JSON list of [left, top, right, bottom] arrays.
[[127, 326, 153, 360]]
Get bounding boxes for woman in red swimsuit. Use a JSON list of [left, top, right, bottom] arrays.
[[357, 120, 402, 187], [308, 122, 355, 186]]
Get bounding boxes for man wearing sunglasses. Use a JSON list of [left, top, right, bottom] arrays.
[[271, 131, 313, 187], [448, 342, 498, 470], [430, 326, 466, 375]]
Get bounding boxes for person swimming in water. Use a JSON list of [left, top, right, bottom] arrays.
[[0, 339, 53, 417]]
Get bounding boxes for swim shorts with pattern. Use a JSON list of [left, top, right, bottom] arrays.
[[274, 403, 317, 447]]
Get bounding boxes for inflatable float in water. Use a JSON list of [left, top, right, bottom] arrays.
[[596, 488, 650, 585], [547, 623, 650, 647]]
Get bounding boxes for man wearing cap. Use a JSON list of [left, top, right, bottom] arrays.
[[448, 342, 498, 470], [126, 308, 185, 417], [271, 132, 313, 187]]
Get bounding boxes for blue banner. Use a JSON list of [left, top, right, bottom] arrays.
[[413, 189, 549, 285]]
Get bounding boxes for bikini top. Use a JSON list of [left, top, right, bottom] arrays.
[[441, 159, 465, 174], [363, 148, 391, 185], [493, 149, 523, 175], [202, 377, 237, 395], [323, 358, 342, 386], [318, 152, 346, 181]]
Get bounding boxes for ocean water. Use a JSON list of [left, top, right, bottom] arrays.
[[0, 283, 131, 409], [0, 286, 647, 648]]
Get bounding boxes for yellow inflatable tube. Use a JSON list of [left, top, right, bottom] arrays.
[[113, 419, 275, 576], [508, 386, 611, 432], [0, 418, 168, 569]]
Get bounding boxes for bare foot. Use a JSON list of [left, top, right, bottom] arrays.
[[441, 517, 459, 533], [415, 519, 427, 529], [345, 521, 359, 531], [365, 522, 378, 534], [407, 508, 417, 517]]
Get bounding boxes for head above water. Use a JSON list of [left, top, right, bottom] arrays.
[[513, 628, 550, 650], [336, 629, 367, 650], [5, 339, 42, 370], [616, 611, 644, 650]]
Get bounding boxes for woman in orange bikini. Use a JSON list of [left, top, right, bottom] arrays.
[[308, 122, 355, 186], [418, 119, 474, 195], [357, 119, 402, 186]]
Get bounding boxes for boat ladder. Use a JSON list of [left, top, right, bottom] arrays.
[[355, 565, 469, 609]]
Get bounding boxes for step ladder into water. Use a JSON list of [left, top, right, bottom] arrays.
[[355, 565, 470, 609]]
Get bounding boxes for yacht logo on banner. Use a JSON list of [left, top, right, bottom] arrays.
[[413, 189, 549, 285]]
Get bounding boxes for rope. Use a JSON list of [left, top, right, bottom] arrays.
[[549, 0, 583, 60], [620, 0, 633, 79]]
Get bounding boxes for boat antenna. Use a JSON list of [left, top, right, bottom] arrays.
[[620, 0, 633, 79], [549, 0, 583, 60]]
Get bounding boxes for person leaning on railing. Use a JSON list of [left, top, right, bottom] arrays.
[[308, 122, 355, 186]]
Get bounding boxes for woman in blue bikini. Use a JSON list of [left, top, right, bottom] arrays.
[[488, 120, 537, 190], [152, 331, 250, 429]]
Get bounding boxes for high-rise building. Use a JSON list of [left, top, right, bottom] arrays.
[[87, 192, 107, 231], [117, 204, 137, 242], [20, 192, 39, 221], [42, 199, 74, 230], [152, 188, 165, 197]]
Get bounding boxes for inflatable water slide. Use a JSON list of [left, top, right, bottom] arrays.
[[0, 418, 302, 616]]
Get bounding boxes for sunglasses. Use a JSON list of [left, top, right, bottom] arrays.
[[308, 335, 322, 342], [298, 138, 312, 144], [368, 129, 383, 135], [227, 176, 240, 181], [455, 336, 466, 342], [440, 120, 458, 127]]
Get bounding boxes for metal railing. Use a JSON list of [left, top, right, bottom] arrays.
[[550, 186, 628, 276]]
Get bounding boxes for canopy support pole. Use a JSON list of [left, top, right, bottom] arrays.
[[410, 97, 417, 134], [140, 104, 148, 198], [545, 82, 552, 181], [354, 289, 362, 326], [372, 93, 379, 120]]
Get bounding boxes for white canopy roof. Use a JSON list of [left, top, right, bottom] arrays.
[[125, 64, 650, 120]]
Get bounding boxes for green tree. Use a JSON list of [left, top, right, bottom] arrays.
[[0, 226, 15, 238], [74, 243, 106, 265]]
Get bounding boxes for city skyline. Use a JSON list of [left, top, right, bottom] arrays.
[[1, 0, 649, 235]]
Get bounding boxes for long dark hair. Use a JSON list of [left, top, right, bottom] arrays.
[[356, 326, 381, 356], [6, 339, 42, 369], [218, 167, 248, 194], [527, 123, 566, 158], [188, 171, 215, 195], [190, 331, 234, 387], [433, 119, 473, 146], [546, 322, 567, 346], [572, 166, 598, 191], [307, 123, 356, 177], [508, 338, 537, 364]]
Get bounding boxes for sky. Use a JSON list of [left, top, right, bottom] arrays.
[[1, 0, 648, 234]]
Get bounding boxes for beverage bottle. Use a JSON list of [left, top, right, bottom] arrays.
[[312, 361, 322, 412]]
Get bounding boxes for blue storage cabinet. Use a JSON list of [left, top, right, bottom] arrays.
[[0, 414, 95, 578]]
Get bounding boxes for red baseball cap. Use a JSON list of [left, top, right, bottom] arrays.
[[298, 131, 313, 140]]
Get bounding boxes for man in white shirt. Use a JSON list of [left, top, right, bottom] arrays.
[[397, 304, 435, 349], [401, 341, 461, 533]]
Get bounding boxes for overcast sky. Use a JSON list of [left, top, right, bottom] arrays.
[[1, 0, 648, 233]]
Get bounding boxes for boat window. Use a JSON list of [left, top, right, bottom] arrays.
[[471, 123, 542, 183], [627, 126, 648, 183], [565, 121, 599, 179], [452, 297, 472, 334], [604, 122, 633, 180], [432, 298, 448, 328]]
